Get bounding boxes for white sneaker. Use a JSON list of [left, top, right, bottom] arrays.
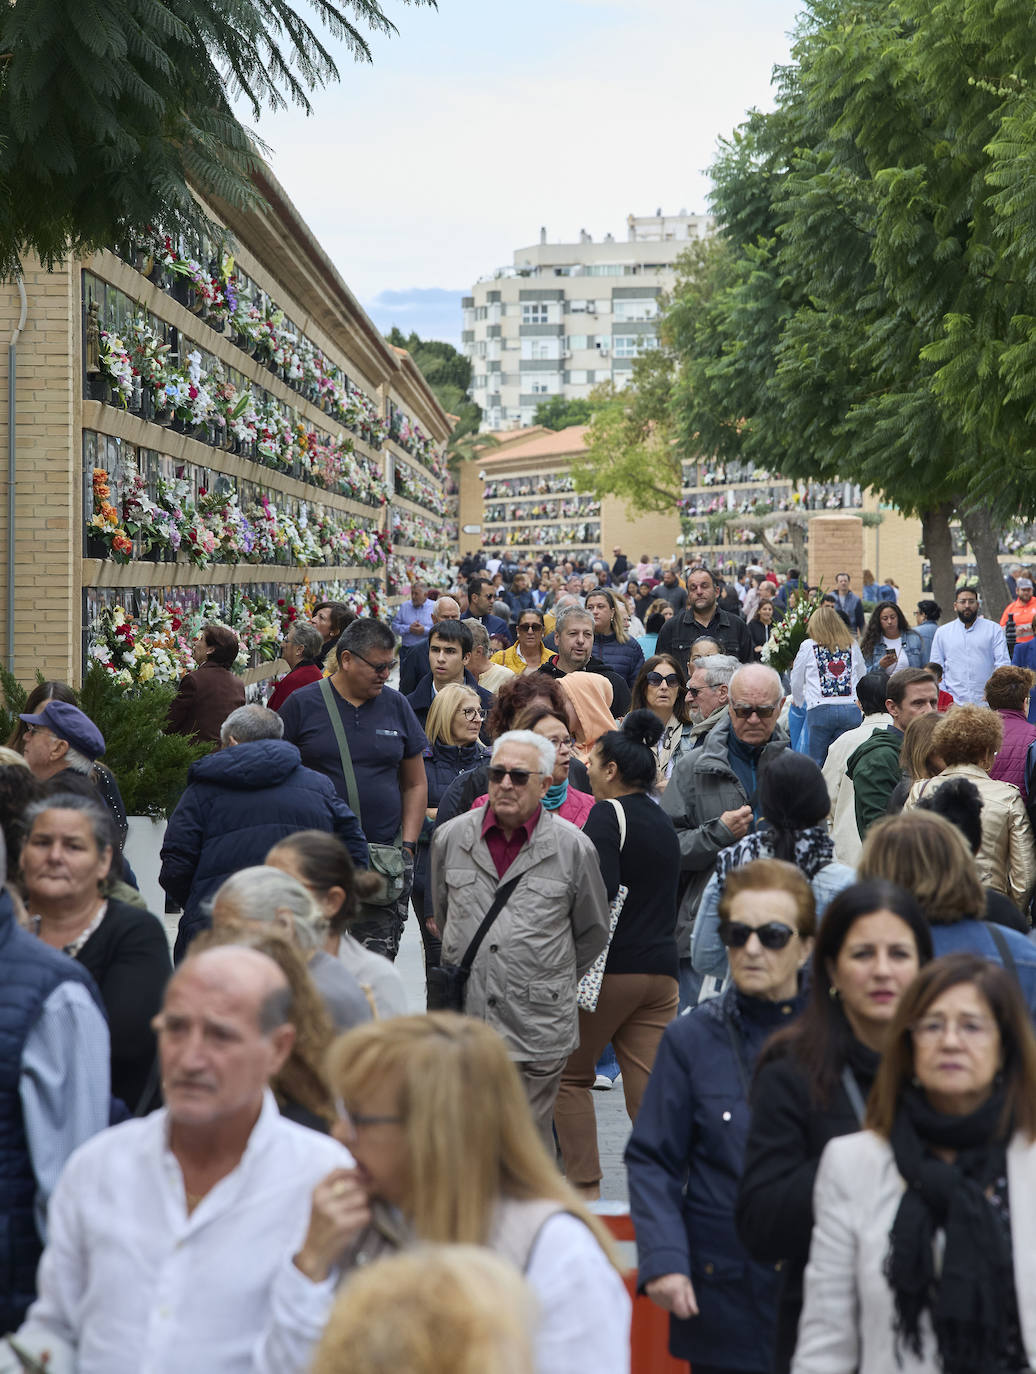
[[592, 1074, 613, 1091]]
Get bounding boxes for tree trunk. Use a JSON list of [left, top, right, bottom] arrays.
[[920, 504, 957, 623], [959, 504, 1009, 620]]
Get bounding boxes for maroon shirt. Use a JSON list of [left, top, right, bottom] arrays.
[[480, 803, 541, 878], [268, 662, 323, 712]]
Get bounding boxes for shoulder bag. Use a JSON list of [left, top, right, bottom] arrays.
[[319, 678, 404, 907], [426, 873, 522, 1013], [576, 798, 629, 1013]]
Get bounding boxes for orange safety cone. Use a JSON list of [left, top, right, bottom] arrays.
[[600, 1211, 688, 1374]]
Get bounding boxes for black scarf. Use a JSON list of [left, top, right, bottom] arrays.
[[885, 1085, 1016, 1374]]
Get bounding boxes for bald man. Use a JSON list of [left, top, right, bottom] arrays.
[[399, 594, 462, 694], [13, 948, 352, 1374]]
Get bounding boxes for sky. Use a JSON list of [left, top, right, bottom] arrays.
[[250, 0, 806, 346]]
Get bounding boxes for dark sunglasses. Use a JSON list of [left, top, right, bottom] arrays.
[[488, 766, 542, 787], [646, 672, 680, 688], [350, 650, 393, 676], [685, 685, 702, 699], [729, 703, 779, 720], [720, 921, 797, 950]]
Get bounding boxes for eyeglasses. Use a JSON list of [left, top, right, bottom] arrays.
[[488, 766, 542, 787], [719, 921, 797, 950], [912, 1016, 996, 1044], [730, 702, 780, 720], [685, 685, 703, 699], [22, 723, 42, 736], [333, 1095, 404, 1133], [543, 735, 574, 750], [350, 650, 394, 676], [646, 672, 680, 688], [458, 706, 487, 721]]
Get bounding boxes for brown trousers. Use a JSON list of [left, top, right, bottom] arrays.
[[554, 972, 679, 1185]]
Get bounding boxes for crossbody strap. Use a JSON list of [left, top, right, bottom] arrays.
[[840, 1065, 867, 1126], [460, 874, 522, 975], [608, 797, 627, 851], [987, 921, 1020, 985], [319, 677, 362, 825]]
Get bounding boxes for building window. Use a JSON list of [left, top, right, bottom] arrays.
[[475, 306, 488, 321], [613, 298, 658, 322], [613, 334, 658, 358], [530, 382, 549, 394], [521, 303, 549, 324], [566, 335, 589, 351]]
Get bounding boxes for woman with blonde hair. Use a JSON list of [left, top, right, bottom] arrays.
[[586, 588, 645, 688], [885, 710, 944, 814], [789, 604, 866, 766], [859, 810, 1036, 1018], [289, 1014, 631, 1374], [310, 1246, 536, 1374], [412, 682, 488, 972], [558, 671, 616, 765], [902, 705, 1036, 908]]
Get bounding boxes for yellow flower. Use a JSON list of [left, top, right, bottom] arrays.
[[138, 662, 155, 682]]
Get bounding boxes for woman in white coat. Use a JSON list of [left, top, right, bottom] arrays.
[[789, 605, 866, 768], [793, 953, 1036, 1374]]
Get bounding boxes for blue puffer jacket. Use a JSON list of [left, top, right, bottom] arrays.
[[160, 739, 369, 944], [593, 633, 645, 689], [626, 980, 807, 1369]]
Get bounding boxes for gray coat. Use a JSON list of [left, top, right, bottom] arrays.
[[661, 713, 788, 952], [430, 808, 609, 1060]]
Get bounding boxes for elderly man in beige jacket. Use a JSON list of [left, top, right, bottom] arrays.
[[430, 729, 609, 1146], [822, 670, 893, 865]]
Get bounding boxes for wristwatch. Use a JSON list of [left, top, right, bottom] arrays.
[[402, 840, 417, 855]]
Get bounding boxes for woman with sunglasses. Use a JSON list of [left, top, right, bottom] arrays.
[[690, 752, 857, 982], [736, 881, 932, 1373], [630, 654, 694, 792], [491, 608, 552, 676], [411, 683, 489, 972], [626, 859, 813, 1374], [792, 955, 1036, 1374], [554, 710, 681, 1198]]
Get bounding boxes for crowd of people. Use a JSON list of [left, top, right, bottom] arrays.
[[5, 544, 1036, 1373]]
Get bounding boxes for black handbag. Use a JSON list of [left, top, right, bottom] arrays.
[[426, 874, 522, 1012]]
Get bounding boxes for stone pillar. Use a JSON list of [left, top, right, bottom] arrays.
[[808, 514, 863, 595]]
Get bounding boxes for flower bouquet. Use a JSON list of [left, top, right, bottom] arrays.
[[759, 587, 825, 675]]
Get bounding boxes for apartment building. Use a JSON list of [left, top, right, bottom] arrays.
[[463, 211, 714, 431]]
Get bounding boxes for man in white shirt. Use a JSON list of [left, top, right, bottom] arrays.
[[930, 586, 1010, 705], [8, 947, 352, 1374], [822, 670, 894, 865]]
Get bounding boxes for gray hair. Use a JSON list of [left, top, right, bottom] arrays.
[[63, 746, 95, 776], [461, 618, 490, 654], [211, 865, 327, 951], [220, 704, 285, 747], [491, 729, 556, 777], [24, 791, 116, 854], [555, 603, 593, 636], [552, 593, 581, 614], [696, 654, 739, 689], [259, 984, 294, 1033], [286, 622, 323, 658]]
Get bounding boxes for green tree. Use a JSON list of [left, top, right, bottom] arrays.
[[532, 396, 595, 431], [0, 0, 434, 277], [385, 327, 481, 449]]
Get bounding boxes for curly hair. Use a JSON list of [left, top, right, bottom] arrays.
[[932, 703, 1003, 768], [860, 600, 912, 661], [985, 665, 1036, 712], [484, 674, 568, 742]]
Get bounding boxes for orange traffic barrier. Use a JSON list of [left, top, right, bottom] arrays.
[[601, 1210, 687, 1374]]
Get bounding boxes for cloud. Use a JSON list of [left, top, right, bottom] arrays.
[[362, 288, 467, 346]]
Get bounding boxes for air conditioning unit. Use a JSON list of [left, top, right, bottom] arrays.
[[563, 350, 572, 358], [597, 348, 610, 357]]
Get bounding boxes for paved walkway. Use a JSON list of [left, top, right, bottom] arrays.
[[395, 913, 631, 1202]]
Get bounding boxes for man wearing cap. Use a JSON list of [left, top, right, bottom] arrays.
[[21, 701, 107, 783], [1001, 577, 1036, 647]]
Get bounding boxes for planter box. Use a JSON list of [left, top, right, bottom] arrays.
[[125, 815, 168, 924]]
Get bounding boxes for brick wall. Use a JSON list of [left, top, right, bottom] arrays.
[[808, 514, 863, 594]]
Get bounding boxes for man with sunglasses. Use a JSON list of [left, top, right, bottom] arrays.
[[686, 654, 738, 749], [662, 664, 788, 1009], [430, 729, 609, 1147], [279, 619, 427, 961]]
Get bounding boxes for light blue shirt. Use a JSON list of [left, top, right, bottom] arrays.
[[21, 981, 111, 1239], [390, 596, 435, 647], [930, 614, 1009, 705]]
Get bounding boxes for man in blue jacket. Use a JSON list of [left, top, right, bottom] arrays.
[[160, 704, 367, 959]]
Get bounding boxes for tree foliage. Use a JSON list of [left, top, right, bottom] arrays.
[[0, 0, 435, 277], [532, 396, 595, 431], [385, 327, 481, 448]]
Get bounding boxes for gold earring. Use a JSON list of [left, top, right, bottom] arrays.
[[829, 985, 840, 1000]]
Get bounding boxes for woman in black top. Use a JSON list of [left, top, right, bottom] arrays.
[[554, 709, 680, 1200], [735, 881, 932, 1373]]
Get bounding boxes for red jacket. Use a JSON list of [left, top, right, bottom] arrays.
[[268, 662, 323, 713]]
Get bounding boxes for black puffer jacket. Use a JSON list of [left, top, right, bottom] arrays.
[[414, 740, 488, 903]]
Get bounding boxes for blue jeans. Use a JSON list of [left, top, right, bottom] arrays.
[[804, 703, 862, 768]]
